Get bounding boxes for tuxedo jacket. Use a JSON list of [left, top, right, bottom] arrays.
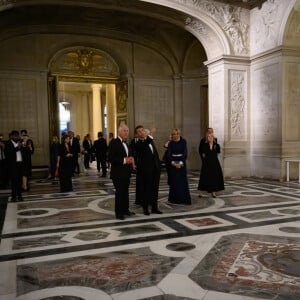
[[70, 137, 81, 157], [134, 136, 160, 173], [4, 140, 23, 179], [93, 138, 108, 158], [108, 138, 132, 180]]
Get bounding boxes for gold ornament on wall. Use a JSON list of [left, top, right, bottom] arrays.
[[50, 47, 120, 78], [116, 81, 128, 113]]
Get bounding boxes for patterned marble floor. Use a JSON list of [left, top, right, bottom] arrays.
[[0, 165, 299, 300]]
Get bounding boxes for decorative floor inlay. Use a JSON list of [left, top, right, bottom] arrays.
[[166, 242, 196, 252], [1, 170, 300, 300], [175, 216, 235, 230], [17, 247, 183, 296], [229, 205, 300, 223], [189, 233, 300, 299]]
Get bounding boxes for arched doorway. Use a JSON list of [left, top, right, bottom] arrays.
[[48, 46, 127, 142]]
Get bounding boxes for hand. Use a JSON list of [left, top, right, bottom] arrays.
[[150, 127, 156, 135], [125, 156, 134, 164], [175, 163, 181, 169]]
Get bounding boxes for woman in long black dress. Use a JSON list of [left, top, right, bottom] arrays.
[[57, 134, 73, 192], [167, 129, 191, 205], [198, 133, 224, 197], [20, 130, 34, 191]]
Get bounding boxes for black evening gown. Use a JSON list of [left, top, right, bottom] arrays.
[[58, 144, 73, 192], [198, 142, 224, 193], [167, 138, 191, 204]]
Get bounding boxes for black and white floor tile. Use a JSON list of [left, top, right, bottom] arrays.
[[0, 167, 299, 300]]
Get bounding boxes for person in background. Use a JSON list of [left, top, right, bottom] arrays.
[[0, 132, 8, 189], [162, 135, 171, 185], [166, 128, 191, 205], [20, 129, 34, 191], [82, 133, 93, 169], [93, 131, 108, 177], [107, 132, 114, 170], [198, 133, 224, 198], [57, 134, 73, 192], [134, 126, 162, 215], [49, 135, 60, 179], [129, 130, 142, 206], [4, 130, 24, 201], [108, 124, 135, 220], [76, 134, 86, 175], [68, 130, 81, 176]]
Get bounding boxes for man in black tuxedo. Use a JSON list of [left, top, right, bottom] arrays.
[[93, 131, 108, 177], [4, 130, 24, 202], [134, 126, 162, 215], [108, 124, 135, 220], [68, 131, 81, 175]]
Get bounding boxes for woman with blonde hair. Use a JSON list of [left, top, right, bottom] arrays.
[[166, 128, 191, 205], [198, 133, 224, 197]]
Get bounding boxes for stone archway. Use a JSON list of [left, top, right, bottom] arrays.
[[48, 46, 128, 141]]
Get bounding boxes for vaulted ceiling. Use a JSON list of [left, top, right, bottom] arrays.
[[0, 0, 268, 64]]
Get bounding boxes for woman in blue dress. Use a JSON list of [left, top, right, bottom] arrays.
[[166, 129, 191, 205]]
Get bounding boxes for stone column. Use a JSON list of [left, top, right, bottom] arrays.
[[106, 84, 116, 138], [206, 56, 250, 178], [91, 84, 102, 141]]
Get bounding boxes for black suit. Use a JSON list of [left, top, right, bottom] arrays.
[[93, 138, 108, 175], [4, 140, 23, 199], [70, 137, 80, 174], [134, 136, 161, 212], [108, 138, 132, 217]]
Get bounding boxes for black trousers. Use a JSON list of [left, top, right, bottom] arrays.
[[112, 177, 130, 216], [10, 162, 23, 198]]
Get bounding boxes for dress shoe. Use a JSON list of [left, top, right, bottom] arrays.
[[17, 196, 24, 202], [116, 215, 125, 220], [151, 209, 163, 214], [143, 210, 150, 216], [11, 197, 17, 202], [124, 211, 135, 216]]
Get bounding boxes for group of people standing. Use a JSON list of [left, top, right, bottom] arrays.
[[50, 130, 112, 193], [0, 124, 224, 213], [108, 124, 224, 220], [0, 129, 34, 201]]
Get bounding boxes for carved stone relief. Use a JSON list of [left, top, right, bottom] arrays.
[[174, 0, 250, 55], [253, 0, 280, 52], [230, 70, 246, 140]]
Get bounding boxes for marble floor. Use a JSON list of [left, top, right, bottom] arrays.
[[0, 166, 299, 300]]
